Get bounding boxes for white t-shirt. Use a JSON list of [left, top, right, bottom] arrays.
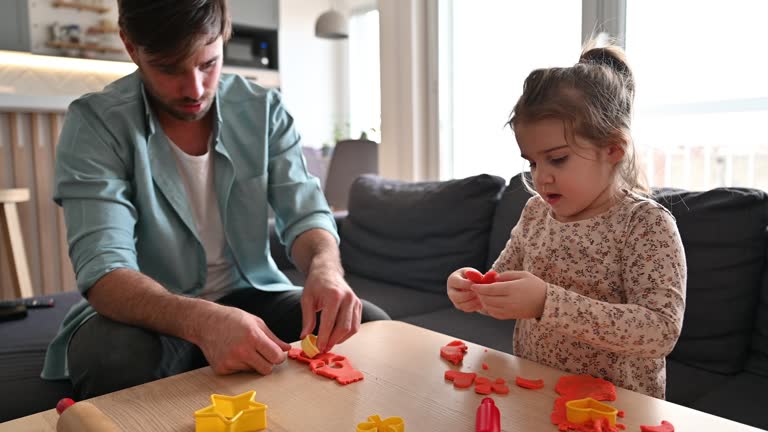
[[168, 137, 243, 300]]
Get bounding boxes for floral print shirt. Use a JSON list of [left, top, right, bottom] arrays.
[[492, 191, 686, 399]]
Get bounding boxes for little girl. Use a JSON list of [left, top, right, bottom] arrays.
[[447, 41, 686, 399]]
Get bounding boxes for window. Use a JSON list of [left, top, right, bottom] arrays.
[[626, 1, 768, 189], [348, 9, 381, 143], [442, 1, 582, 180]]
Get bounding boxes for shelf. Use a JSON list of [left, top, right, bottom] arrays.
[[46, 41, 124, 54], [86, 26, 119, 34], [51, 1, 110, 14]]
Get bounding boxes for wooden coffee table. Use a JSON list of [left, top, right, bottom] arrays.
[[0, 320, 762, 431]]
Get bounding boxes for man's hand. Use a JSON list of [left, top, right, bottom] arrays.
[[196, 304, 291, 375], [447, 268, 485, 313], [471, 271, 547, 320], [300, 268, 362, 353]]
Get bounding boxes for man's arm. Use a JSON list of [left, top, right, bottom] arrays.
[[291, 228, 362, 352], [87, 268, 290, 375]]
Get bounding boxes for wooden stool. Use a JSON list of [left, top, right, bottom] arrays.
[[0, 188, 33, 298]]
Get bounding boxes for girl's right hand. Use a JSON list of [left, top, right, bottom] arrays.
[[447, 267, 485, 313]]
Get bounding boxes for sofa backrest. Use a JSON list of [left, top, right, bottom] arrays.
[[488, 174, 768, 376], [654, 188, 767, 375], [339, 174, 506, 294]]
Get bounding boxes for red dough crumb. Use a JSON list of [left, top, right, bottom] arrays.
[[640, 421, 674, 432], [617, 411, 625, 418], [445, 370, 477, 388], [515, 376, 545, 390], [550, 374, 623, 432], [482, 363, 489, 370], [440, 340, 468, 365]]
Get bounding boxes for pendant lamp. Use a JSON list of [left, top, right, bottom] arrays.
[[315, 3, 348, 39]]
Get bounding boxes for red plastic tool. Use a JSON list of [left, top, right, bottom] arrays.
[[476, 397, 501, 432]]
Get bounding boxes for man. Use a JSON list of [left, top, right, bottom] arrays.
[[42, 0, 389, 398]]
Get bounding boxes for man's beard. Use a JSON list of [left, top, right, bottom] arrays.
[[155, 95, 214, 122]]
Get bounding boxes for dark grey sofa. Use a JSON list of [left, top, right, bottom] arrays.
[[3, 172, 768, 430], [274, 173, 768, 430]]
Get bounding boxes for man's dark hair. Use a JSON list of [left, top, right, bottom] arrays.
[[118, 0, 232, 62]]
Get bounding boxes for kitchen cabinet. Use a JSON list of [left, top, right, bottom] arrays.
[[229, 0, 279, 30], [0, 0, 31, 52]]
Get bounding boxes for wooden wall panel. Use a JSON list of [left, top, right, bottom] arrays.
[[0, 110, 72, 299], [0, 114, 14, 300]]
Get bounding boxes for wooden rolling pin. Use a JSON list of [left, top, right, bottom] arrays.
[[56, 398, 122, 432]]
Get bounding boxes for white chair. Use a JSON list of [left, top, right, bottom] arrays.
[[323, 139, 378, 211]]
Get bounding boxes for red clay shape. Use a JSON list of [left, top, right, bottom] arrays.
[[445, 370, 477, 389], [640, 421, 674, 432], [482, 362, 489, 370], [515, 376, 545, 390], [288, 348, 363, 385], [311, 356, 364, 385], [474, 376, 492, 395], [440, 340, 468, 365], [466, 269, 498, 284], [550, 374, 622, 432], [492, 381, 510, 395]]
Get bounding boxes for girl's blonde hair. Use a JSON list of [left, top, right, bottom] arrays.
[[507, 39, 648, 195]]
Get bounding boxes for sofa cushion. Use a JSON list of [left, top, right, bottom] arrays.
[[665, 359, 731, 406], [486, 173, 533, 269], [653, 188, 768, 374], [340, 174, 506, 294], [400, 308, 515, 354], [747, 269, 768, 376], [280, 269, 452, 319], [688, 372, 768, 430], [0, 291, 81, 422]]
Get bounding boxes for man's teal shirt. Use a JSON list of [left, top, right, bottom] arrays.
[[42, 71, 337, 380]]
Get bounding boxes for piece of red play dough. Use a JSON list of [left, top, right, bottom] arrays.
[[445, 370, 477, 388], [288, 348, 364, 385], [640, 421, 674, 432], [492, 381, 510, 395], [515, 376, 545, 390], [310, 356, 364, 385], [550, 374, 623, 432], [481, 271, 498, 284], [440, 340, 468, 365], [466, 269, 498, 284]]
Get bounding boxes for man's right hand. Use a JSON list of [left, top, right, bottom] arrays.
[[195, 304, 291, 375]]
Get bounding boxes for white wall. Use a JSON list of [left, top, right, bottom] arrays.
[[278, 0, 347, 149]]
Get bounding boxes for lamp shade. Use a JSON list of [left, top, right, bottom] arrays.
[[315, 9, 348, 39]]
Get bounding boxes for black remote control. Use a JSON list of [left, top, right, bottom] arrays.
[[0, 304, 28, 322], [0, 297, 55, 309]]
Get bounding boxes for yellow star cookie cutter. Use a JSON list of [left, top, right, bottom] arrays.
[[194, 390, 267, 432], [301, 334, 320, 358], [356, 414, 405, 432], [565, 397, 618, 426]]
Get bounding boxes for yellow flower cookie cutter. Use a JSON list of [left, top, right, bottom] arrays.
[[565, 397, 618, 426], [194, 390, 267, 432], [356, 414, 405, 432]]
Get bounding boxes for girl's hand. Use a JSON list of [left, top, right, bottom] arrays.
[[447, 268, 484, 313], [471, 271, 547, 320]]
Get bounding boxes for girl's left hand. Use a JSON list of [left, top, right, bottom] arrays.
[[471, 271, 547, 320]]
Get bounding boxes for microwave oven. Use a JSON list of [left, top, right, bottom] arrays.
[[223, 25, 278, 71]]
